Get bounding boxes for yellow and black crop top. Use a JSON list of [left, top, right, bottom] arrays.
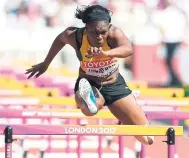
[[75, 28, 119, 78]]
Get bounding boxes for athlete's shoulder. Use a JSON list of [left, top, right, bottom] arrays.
[[63, 27, 78, 36], [107, 25, 129, 48], [64, 27, 85, 34], [59, 27, 84, 44], [64, 27, 85, 39], [108, 25, 126, 38]]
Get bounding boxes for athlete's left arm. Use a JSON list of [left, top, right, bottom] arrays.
[[106, 27, 133, 58]]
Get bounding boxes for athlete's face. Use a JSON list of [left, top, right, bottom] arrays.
[[86, 21, 110, 48]]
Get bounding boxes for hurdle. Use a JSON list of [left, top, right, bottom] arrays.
[[1, 125, 183, 158], [0, 108, 187, 158], [0, 96, 189, 107], [138, 88, 185, 98], [1, 108, 189, 120], [0, 96, 188, 158]]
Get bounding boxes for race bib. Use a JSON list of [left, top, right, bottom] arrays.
[[81, 59, 119, 77]]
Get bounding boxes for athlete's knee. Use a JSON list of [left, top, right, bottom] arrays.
[[74, 91, 104, 116], [75, 97, 94, 116], [92, 86, 104, 109], [78, 100, 104, 116], [81, 107, 96, 116]]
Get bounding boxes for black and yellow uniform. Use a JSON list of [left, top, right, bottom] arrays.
[[74, 28, 132, 105]]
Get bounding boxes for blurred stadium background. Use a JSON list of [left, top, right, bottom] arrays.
[[0, 0, 189, 158]]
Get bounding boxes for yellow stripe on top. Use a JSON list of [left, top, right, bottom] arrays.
[[79, 30, 119, 78]]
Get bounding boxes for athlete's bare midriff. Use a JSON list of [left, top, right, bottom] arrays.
[[79, 67, 119, 85]]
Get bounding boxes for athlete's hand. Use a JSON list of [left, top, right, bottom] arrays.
[[85, 47, 108, 58], [25, 61, 49, 79]]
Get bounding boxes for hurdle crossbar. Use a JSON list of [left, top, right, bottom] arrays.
[[0, 124, 183, 135], [1, 108, 189, 120], [0, 97, 188, 107]]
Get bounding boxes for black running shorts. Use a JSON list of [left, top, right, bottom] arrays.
[[74, 73, 132, 106]]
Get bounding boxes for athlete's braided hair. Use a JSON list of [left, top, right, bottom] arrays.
[[75, 5, 112, 24]]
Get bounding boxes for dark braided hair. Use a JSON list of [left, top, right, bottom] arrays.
[[75, 5, 112, 24]]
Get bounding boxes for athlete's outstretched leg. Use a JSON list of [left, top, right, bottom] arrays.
[[75, 78, 104, 116], [108, 94, 154, 145]]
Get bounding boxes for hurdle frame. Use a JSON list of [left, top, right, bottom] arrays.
[[1, 108, 188, 158], [3, 125, 181, 158]]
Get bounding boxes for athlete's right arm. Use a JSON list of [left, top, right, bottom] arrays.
[[44, 27, 76, 65], [25, 27, 77, 79]]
